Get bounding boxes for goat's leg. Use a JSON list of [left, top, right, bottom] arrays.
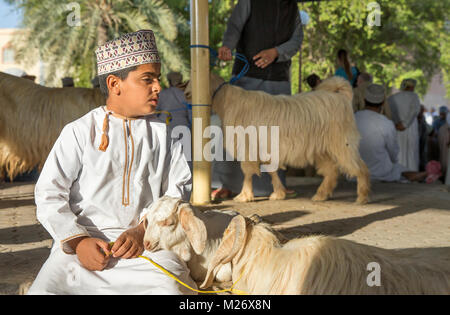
[[234, 161, 258, 202], [0, 167, 4, 183], [312, 157, 339, 202], [334, 149, 370, 204], [354, 159, 370, 204], [268, 170, 287, 200]]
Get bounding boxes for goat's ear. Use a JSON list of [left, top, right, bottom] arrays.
[[200, 215, 247, 289], [179, 205, 207, 255]]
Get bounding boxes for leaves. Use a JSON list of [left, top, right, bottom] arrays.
[[293, 0, 449, 98], [9, 0, 189, 87], [7, 0, 449, 99]]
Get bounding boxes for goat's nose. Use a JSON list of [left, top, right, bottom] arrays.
[[144, 241, 151, 250]]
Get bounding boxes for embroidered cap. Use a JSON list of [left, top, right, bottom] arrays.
[[400, 78, 417, 91], [95, 30, 160, 76]]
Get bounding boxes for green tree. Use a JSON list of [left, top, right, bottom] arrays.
[[166, 0, 237, 81], [7, 0, 189, 87], [293, 0, 450, 98]]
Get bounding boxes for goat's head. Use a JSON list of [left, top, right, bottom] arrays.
[[184, 72, 226, 104], [142, 196, 207, 262], [200, 214, 248, 289]]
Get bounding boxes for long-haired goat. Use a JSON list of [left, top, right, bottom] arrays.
[[200, 215, 450, 294], [142, 195, 238, 283], [0, 71, 104, 180], [185, 74, 370, 204]]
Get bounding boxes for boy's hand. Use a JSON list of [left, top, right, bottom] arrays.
[[111, 224, 145, 259], [69, 237, 111, 271]]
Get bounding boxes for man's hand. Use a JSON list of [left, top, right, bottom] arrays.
[[253, 48, 279, 69], [395, 122, 406, 131], [111, 224, 145, 259], [218, 46, 232, 61], [68, 237, 111, 271]]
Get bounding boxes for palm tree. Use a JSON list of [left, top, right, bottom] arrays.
[[8, 0, 189, 87]]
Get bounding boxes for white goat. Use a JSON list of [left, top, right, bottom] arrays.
[[185, 74, 370, 204], [142, 195, 238, 283], [0, 71, 104, 180], [200, 215, 450, 294]]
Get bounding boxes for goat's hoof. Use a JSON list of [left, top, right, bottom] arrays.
[[355, 196, 369, 205], [269, 191, 286, 200], [312, 193, 328, 202], [234, 193, 254, 203]]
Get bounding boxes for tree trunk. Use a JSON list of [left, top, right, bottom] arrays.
[[97, 23, 108, 46], [298, 49, 302, 93]]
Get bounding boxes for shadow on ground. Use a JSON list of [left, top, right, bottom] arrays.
[[0, 247, 50, 286], [0, 198, 35, 210], [0, 224, 51, 245], [277, 203, 438, 239]]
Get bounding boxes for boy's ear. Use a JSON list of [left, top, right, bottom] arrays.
[[106, 74, 121, 96]]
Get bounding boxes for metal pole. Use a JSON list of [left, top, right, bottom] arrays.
[[190, 0, 211, 205], [298, 49, 302, 93]]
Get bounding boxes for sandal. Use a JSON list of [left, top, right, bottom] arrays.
[[211, 188, 234, 201], [285, 189, 298, 199]]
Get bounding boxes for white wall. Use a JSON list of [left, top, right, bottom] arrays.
[[0, 28, 44, 84]]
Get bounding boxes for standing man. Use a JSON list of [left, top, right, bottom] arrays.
[[352, 72, 373, 112], [437, 107, 449, 177], [417, 105, 432, 171], [213, 0, 303, 200], [157, 72, 192, 167], [387, 78, 421, 171], [432, 106, 448, 134], [157, 72, 191, 130]]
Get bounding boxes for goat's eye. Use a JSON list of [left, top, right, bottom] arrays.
[[158, 217, 175, 227]]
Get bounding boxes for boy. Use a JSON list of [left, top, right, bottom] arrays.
[[28, 30, 196, 294]]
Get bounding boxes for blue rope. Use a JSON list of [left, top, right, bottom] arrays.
[[229, 52, 249, 84], [189, 44, 218, 67], [189, 45, 249, 85], [182, 101, 192, 110], [179, 45, 250, 114]]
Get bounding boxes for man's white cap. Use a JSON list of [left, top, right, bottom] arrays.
[[364, 83, 385, 104]]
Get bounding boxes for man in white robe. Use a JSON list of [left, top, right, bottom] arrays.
[[387, 79, 421, 171], [28, 30, 196, 295], [157, 72, 191, 130], [356, 84, 426, 182]]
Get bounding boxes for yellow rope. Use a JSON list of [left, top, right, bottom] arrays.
[[107, 242, 247, 295], [138, 254, 247, 295]]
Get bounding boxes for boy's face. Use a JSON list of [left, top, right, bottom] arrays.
[[112, 63, 162, 117]]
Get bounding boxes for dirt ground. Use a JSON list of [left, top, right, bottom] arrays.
[[1, 177, 449, 295]]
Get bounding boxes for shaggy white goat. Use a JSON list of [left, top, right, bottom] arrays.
[[0, 72, 104, 180], [200, 215, 450, 294], [185, 74, 370, 204], [142, 195, 238, 283]]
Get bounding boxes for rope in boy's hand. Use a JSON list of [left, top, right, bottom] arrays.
[[106, 241, 247, 295]]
